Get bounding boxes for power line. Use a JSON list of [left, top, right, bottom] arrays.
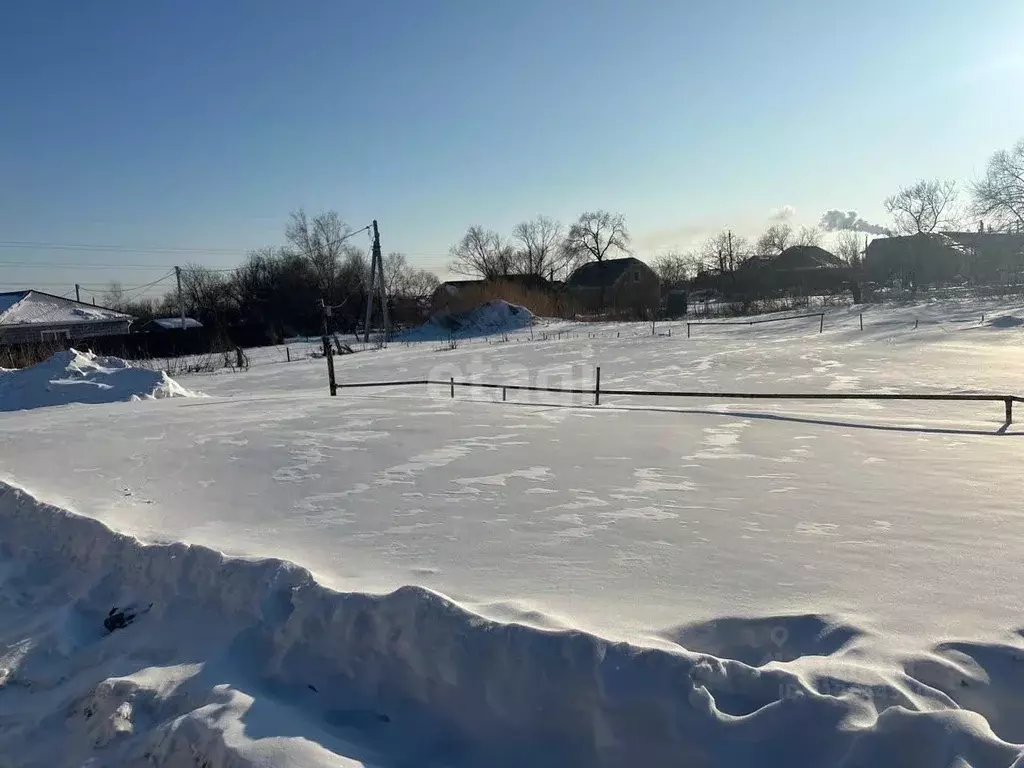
[[0, 261, 184, 271], [117, 271, 177, 299], [0, 226, 374, 256], [0, 240, 250, 255]]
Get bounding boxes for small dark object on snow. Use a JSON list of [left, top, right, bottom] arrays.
[[308, 684, 319, 693], [103, 603, 152, 634]]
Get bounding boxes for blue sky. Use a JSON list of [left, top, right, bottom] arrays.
[[2, 0, 1023, 299]]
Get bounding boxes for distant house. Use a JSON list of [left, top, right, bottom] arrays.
[[772, 245, 845, 271], [864, 231, 1024, 287], [566, 257, 660, 315], [0, 290, 133, 345], [690, 245, 854, 301], [864, 233, 970, 287], [430, 274, 556, 314], [136, 317, 204, 333]]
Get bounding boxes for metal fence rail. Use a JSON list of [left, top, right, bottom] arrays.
[[332, 369, 1021, 425], [687, 312, 825, 337]]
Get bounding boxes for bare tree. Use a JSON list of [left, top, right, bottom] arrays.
[[404, 267, 440, 299], [382, 252, 441, 300], [103, 281, 125, 305], [700, 230, 751, 275], [449, 226, 516, 278], [652, 251, 690, 290], [285, 209, 357, 294], [180, 264, 234, 325], [512, 215, 565, 277], [794, 225, 823, 247], [972, 138, 1024, 231], [382, 252, 410, 300], [756, 223, 793, 256], [562, 211, 631, 265], [834, 230, 864, 267], [884, 179, 960, 235]]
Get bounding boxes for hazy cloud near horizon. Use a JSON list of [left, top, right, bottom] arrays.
[[635, 205, 801, 253], [770, 205, 796, 221]]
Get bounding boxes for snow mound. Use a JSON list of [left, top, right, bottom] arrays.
[[0, 348, 199, 412], [396, 299, 534, 341], [1, 482, 1021, 768], [987, 315, 1024, 329]]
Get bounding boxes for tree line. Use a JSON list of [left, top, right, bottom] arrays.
[[447, 210, 632, 280], [108, 135, 1024, 329], [651, 135, 1024, 293], [110, 211, 440, 339]]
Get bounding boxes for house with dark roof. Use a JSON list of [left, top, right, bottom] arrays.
[[0, 290, 134, 345], [772, 245, 845, 271], [690, 245, 855, 301], [566, 257, 660, 315], [865, 230, 1024, 287], [864, 233, 971, 287]]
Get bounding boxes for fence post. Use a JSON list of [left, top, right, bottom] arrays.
[[819, 314, 824, 333], [286, 346, 291, 362], [450, 377, 454, 399], [502, 387, 506, 402], [326, 347, 337, 396], [859, 313, 863, 331], [595, 366, 601, 406], [687, 323, 691, 339], [1005, 398, 1013, 424], [914, 318, 919, 329]]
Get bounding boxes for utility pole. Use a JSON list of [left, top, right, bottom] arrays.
[[321, 298, 337, 396], [175, 266, 185, 327], [75, 284, 81, 303], [363, 220, 389, 344], [363, 249, 375, 344]]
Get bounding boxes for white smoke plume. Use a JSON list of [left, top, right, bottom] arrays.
[[820, 210, 890, 235]]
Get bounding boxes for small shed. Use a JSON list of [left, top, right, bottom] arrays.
[[430, 274, 557, 315]]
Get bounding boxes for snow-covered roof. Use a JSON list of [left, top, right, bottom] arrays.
[[151, 317, 203, 330], [0, 290, 133, 327]]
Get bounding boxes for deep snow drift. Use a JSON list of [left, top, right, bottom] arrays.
[[0, 349, 198, 412], [396, 299, 534, 342], [2, 482, 1022, 768]]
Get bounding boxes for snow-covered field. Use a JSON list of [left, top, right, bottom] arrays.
[[2, 298, 1024, 767]]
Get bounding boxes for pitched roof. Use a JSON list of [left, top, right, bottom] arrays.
[[567, 257, 645, 288], [942, 231, 1024, 251], [0, 290, 133, 327], [866, 233, 971, 260], [771, 246, 844, 270]]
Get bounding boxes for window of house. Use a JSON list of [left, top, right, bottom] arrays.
[[40, 329, 70, 342], [634, 270, 641, 282]]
